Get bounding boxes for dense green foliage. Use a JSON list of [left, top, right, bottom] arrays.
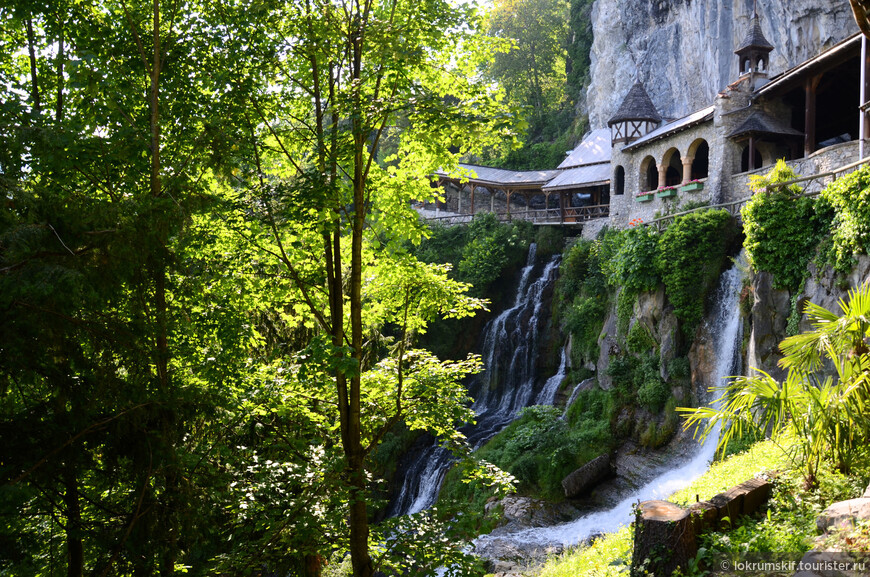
[[742, 160, 833, 291], [820, 164, 870, 273], [557, 238, 609, 365], [416, 214, 534, 297], [655, 209, 734, 334], [0, 1, 519, 575], [446, 394, 616, 502]]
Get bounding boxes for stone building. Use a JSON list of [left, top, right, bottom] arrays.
[[607, 13, 869, 229], [432, 12, 869, 233]]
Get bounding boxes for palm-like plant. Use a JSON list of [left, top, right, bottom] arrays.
[[680, 283, 870, 488]]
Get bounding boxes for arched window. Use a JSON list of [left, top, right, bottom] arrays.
[[640, 156, 658, 191], [662, 148, 682, 187], [614, 166, 625, 195], [689, 140, 709, 180]]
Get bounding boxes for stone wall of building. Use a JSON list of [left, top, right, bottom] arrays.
[[729, 140, 863, 199], [608, 120, 719, 229]]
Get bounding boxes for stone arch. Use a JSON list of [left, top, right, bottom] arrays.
[[614, 165, 625, 195], [661, 147, 682, 187], [640, 156, 658, 191], [687, 139, 710, 180]]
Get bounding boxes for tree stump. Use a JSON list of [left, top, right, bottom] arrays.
[[630, 500, 697, 577]]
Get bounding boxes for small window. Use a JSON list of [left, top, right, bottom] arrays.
[[614, 166, 625, 195]]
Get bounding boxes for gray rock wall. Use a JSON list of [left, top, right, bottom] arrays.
[[586, 0, 857, 128]]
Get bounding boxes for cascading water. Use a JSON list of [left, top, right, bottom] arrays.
[[474, 259, 744, 551], [387, 244, 561, 517]]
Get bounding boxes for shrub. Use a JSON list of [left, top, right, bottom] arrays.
[[742, 160, 832, 291], [637, 378, 669, 413], [603, 225, 660, 295], [535, 225, 565, 258], [626, 322, 657, 354], [820, 164, 870, 273], [655, 209, 732, 335]]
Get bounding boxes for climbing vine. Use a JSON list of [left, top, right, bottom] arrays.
[[741, 160, 833, 292], [655, 209, 734, 335]]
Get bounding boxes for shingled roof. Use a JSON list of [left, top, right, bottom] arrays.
[[736, 15, 773, 54], [726, 110, 802, 140], [607, 82, 662, 126]]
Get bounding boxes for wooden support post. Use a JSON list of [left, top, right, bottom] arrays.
[[470, 184, 476, 215], [805, 74, 822, 157], [544, 193, 550, 221], [862, 36, 870, 158], [457, 184, 462, 213], [490, 188, 495, 213], [506, 189, 512, 220], [559, 192, 565, 224], [748, 137, 757, 171]]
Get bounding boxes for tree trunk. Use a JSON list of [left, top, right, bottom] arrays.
[[631, 500, 696, 577], [63, 465, 83, 577], [25, 17, 41, 113]]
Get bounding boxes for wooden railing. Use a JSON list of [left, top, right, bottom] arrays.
[[419, 204, 610, 226]]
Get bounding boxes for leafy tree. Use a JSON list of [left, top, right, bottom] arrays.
[[486, 0, 570, 142], [213, 0, 517, 574], [0, 1, 273, 574]]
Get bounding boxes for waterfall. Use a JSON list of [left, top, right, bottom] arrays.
[[474, 259, 744, 550], [535, 346, 568, 407], [386, 245, 561, 517]]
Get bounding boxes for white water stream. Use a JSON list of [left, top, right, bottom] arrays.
[[387, 245, 562, 517], [473, 260, 744, 551]]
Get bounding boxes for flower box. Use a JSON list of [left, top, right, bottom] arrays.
[[635, 192, 655, 203], [656, 187, 678, 198], [679, 181, 704, 193]]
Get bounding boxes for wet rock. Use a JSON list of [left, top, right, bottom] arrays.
[[585, 0, 854, 129], [817, 498, 870, 533], [658, 309, 680, 381], [597, 307, 619, 390], [747, 271, 790, 381], [499, 495, 579, 528], [475, 530, 564, 567], [801, 256, 870, 334], [562, 454, 613, 498], [689, 322, 715, 397]]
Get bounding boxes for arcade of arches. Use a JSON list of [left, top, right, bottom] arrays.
[[613, 139, 710, 194]]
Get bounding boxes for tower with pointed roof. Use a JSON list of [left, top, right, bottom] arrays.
[[735, 11, 774, 90], [607, 81, 662, 146]]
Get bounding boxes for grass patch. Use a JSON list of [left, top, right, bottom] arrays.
[[669, 440, 784, 506], [537, 526, 632, 577]]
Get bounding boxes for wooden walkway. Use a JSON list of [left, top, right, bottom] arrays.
[[419, 204, 609, 226]]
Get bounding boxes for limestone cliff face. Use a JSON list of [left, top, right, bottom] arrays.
[[586, 0, 857, 128]]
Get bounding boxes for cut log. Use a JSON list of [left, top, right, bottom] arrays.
[[630, 500, 696, 577], [561, 454, 611, 498]]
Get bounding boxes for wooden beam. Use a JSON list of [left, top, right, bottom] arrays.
[[804, 74, 822, 157], [748, 137, 757, 171]]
